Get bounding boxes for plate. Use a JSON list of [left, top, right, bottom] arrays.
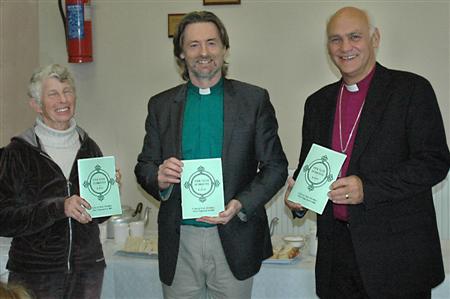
[[283, 235, 305, 248], [263, 255, 301, 265], [283, 235, 304, 242], [115, 250, 158, 259]]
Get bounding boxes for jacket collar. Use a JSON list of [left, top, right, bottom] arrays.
[[15, 124, 88, 151], [348, 63, 392, 168], [320, 82, 341, 147], [170, 84, 188, 158], [223, 79, 239, 156]]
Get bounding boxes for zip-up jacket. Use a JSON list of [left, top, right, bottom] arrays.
[[0, 126, 107, 273]]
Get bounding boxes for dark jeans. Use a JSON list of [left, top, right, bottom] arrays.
[[8, 269, 104, 299]]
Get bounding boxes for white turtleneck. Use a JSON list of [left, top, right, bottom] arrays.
[[35, 117, 81, 179]]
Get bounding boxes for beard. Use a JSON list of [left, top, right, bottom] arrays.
[[191, 66, 221, 81], [187, 55, 222, 81]]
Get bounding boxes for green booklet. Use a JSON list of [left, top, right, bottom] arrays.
[[181, 158, 225, 219], [288, 144, 346, 214], [78, 156, 122, 218]]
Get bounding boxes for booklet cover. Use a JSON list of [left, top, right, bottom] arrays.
[[78, 156, 122, 218], [181, 158, 225, 219], [288, 144, 346, 215]]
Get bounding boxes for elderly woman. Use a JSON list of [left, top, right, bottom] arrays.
[[0, 64, 108, 299]]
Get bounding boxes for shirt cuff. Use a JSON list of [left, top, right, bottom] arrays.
[[159, 185, 174, 201], [237, 210, 248, 222], [292, 209, 307, 219]]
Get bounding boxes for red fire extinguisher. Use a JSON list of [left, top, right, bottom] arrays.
[[58, 0, 93, 63]]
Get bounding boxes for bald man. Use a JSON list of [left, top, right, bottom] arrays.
[[285, 7, 449, 299]]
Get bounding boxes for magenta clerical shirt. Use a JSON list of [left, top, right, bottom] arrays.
[[331, 67, 375, 221]]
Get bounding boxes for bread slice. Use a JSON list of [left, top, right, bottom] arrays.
[[123, 236, 158, 253], [271, 244, 299, 259]]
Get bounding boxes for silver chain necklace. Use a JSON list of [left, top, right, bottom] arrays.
[[338, 84, 365, 153]]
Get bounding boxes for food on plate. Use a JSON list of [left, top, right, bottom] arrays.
[[123, 236, 158, 254], [271, 244, 300, 259]]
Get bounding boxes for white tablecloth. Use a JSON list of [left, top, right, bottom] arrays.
[[100, 239, 318, 299], [1, 237, 449, 298], [100, 239, 450, 299], [0, 237, 11, 283]]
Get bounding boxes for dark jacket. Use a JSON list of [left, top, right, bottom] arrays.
[[135, 79, 288, 284], [294, 63, 450, 298], [0, 126, 106, 273]]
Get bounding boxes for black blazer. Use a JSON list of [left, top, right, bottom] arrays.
[[295, 63, 450, 298], [135, 79, 288, 285]]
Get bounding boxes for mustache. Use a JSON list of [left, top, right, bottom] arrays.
[[195, 55, 213, 61]]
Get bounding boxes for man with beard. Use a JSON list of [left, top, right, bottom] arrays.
[[285, 6, 450, 299], [135, 11, 288, 299]]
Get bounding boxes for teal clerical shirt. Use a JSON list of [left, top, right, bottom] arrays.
[[182, 79, 224, 160], [181, 78, 224, 225]]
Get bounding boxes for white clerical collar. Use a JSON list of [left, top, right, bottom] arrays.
[[345, 83, 359, 92], [199, 88, 211, 95]]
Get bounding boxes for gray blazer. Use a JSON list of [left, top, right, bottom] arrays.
[[294, 63, 450, 298], [135, 78, 288, 285]]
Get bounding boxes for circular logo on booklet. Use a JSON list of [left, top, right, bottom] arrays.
[[303, 155, 334, 191], [183, 166, 220, 202], [83, 164, 116, 201]]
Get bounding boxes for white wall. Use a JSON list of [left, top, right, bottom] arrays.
[[0, 1, 38, 146], [36, 1, 450, 234]]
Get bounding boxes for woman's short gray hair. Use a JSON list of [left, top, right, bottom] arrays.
[[28, 64, 76, 105]]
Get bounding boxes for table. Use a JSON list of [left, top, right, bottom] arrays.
[[100, 239, 450, 299], [1, 237, 449, 298], [100, 239, 318, 299], [0, 237, 11, 283]]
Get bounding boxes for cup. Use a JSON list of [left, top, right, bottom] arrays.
[[309, 236, 318, 256], [0, 271, 8, 283], [98, 222, 108, 243], [113, 222, 129, 246], [283, 235, 305, 248], [129, 221, 145, 237]]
